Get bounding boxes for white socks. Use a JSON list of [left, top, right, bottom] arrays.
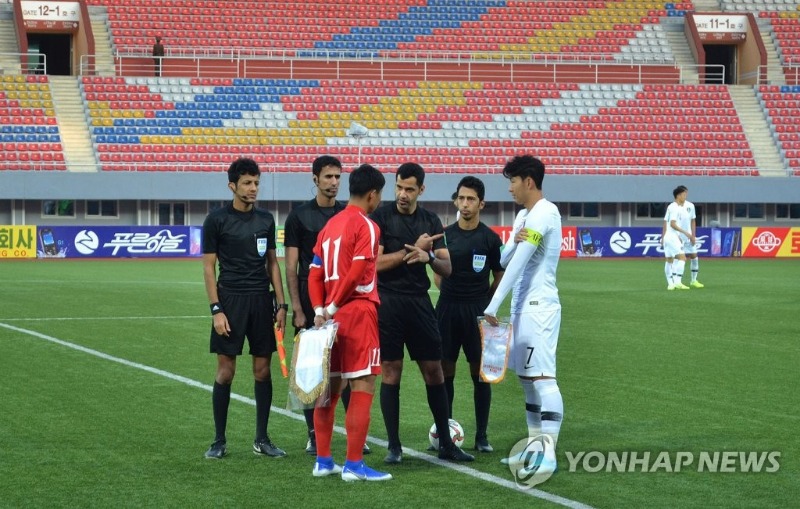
[[535, 379, 563, 448], [690, 258, 699, 282], [672, 259, 685, 285], [665, 261, 673, 285], [520, 379, 541, 437]]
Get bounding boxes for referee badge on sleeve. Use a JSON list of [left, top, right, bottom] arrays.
[[472, 253, 486, 273], [256, 237, 267, 257]]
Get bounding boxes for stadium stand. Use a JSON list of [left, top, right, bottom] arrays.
[[92, 0, 691, 62], [0, 75, 65, 171], [0, 0, 792, 177], [82, 77, 756, 175], [758, 83, 800, 176]]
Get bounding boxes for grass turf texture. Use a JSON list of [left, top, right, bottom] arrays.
[[0, 258, 798, 508]]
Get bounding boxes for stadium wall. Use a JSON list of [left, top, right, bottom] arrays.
[[2, 172, 799, 228]]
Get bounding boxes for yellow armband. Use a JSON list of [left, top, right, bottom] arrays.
[[526, 229, 543, 246]]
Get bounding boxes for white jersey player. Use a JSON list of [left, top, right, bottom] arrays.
[[680, 198, 703, 287], [662, 186, 693, 290], [483, 155, 561, 482]]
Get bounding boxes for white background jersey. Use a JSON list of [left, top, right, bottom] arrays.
[[664, 202, 690, 242], [683, 200, 696, 232]]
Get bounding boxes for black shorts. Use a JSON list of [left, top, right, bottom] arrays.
[[378, 291, 442, 362], [436, 298, 487, 364], [292, 279, 315, 338], [210, 291, 276, 357]]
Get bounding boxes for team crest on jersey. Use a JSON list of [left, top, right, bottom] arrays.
[[256, 237, 267, 257], [472, 253, 486, 272]]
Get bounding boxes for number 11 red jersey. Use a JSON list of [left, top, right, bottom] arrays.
[[310, 205, 381, 307]]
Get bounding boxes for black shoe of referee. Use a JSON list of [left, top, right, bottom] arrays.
[[204, 439, 227, 459], [438, 443, 475, 462], [253, 436, 286, 457]]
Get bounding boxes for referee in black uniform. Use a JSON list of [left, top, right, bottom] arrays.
[[371, 162, 474, 464], [283, 155, 351, 455], [434, 176, 504, 453], [202, 157, 287, 460]]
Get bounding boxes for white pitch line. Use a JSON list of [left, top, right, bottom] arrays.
[[0, 321, 594, 509]]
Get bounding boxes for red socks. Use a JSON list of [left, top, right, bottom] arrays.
[[313, 393, 340, 458], [345, 391, 374, 463]]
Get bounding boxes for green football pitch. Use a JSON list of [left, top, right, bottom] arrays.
[[1, 258, 798, 508]]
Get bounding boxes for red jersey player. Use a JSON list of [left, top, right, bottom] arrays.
[[308, 164, 392, 482]]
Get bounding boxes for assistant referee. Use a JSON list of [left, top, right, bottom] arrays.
[[201, 157, 287, 460]]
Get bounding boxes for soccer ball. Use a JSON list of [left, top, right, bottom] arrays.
[[428, 419, 465, 449]]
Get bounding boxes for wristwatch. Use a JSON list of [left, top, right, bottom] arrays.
[[277, 303, 288, 311], [428, 251, 436, 264]]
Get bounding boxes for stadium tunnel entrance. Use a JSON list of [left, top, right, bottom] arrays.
[[27, 33, 71, 75], [703, 44, 735, 85]]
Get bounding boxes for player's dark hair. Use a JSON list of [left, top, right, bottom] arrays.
[[312, 155, 342, 177], [456, 176, 485, 201], [350, 164, 385, 197], [673, 185, 688, 198], [227, 157, 260, 183], [396, 162, 425, 186], [502, 155, 545, 190]]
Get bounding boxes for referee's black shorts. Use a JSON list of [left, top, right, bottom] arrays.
[[210, 291, 276, 357], [378, 291, 442, 362], [436, 298, 488, 364]]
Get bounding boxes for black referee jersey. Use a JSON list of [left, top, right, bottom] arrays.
[[439, 222, 503, 301], [283, 199, 345, 280], [370, 202, 446, 296], [202, 203, 276, 293]]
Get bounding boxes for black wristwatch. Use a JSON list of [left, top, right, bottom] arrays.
[[428, 251, 436, 264], [277, 303, 289, 311]]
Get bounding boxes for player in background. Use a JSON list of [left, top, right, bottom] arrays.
[[307, 164, 391, 481], [202, 157, 287, 460], [283, 155, 369, 456], [371, 162, 474, 464], [662, 185, 704, 289], [483, 155, 562, 476], [662, 186, 692, 291], [434, 176, 504, 452]]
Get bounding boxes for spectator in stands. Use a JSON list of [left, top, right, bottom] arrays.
[[201, 157, 287, 460], [152, 36, 165, 77]]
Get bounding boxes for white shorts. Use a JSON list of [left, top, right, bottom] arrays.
[[511, 306, 561, 378], [683, 240, 698, 255], [663, 233, 684, 258]]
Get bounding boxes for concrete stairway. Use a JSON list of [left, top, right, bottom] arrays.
[[692, 0, 720, 12], [758, 21, 787, 86], [48, 76, 97, 172], [729, 85, 786, 175], [89, 12, 116, 76], [0, 17, 21, 75], [665, 31, 700, 84]]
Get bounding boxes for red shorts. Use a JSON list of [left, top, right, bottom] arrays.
[[330, 299, 381, 379]]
